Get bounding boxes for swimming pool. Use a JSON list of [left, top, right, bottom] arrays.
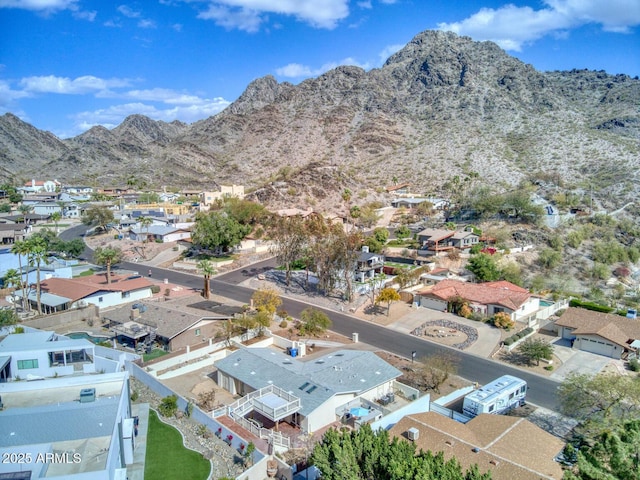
[[67, 331, 113, 344], [539, 300, 554, 307]]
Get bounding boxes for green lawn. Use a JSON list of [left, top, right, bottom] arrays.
[[143, 349, 168, 362], [144, 410, 210, 480], [76, 269, 96, 277]]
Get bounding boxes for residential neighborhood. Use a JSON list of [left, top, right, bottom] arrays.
[[1, 178, 639, 480]]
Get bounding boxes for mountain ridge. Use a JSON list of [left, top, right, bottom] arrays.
[[1, 30, 638, 212]]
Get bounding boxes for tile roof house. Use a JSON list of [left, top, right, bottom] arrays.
[[388, 412, 564, 480], [17, 274, 153, 314], [215, 348, 402, 434], [129, 225, 191, 243], [555, 307, 640, 359], [417, 279, 539, 321]]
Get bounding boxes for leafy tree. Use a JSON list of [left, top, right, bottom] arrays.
[[395, 225, 411, 239], [376, 287, 400, 316], [93, 246, 123, 284], [501, 189, 544, 223], [372, 227, 389, 244], [499, 262, 523, 286], [558, 373, 640, 439], [50, 211, 62, 233], [268, 214, 306, 286], [18, 204, 33, 223], [138, 191, 160, 204], [252, 288, 282, 320], [466, 253, 500, 281], [138, 216, 153, 259], [517, 338, 553, 366], [197, 259, 216, 300], [82, 205, 115, 232], [298, 308, 332, 337], [363, 235, 383, 253], [0, 308, 19, 327], [416, 354, 459, 393], [0, 203, 11, 213], [252, 311, 271, 337], [224, 198, 268, 226], [192, 211, 251, 254], [217, 319, 240, 346], [564, 420, 640, 480]]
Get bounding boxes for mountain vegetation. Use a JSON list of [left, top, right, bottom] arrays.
[[1, 30, 638, 216]]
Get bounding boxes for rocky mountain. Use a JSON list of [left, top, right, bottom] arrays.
[[1, 30, 638, 212]]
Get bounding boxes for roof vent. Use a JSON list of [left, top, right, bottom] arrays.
[[407, 428, 419, 441]]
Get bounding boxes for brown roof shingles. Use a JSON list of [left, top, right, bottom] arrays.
[[389, 412, 564, 480], [40, 275, 152, 303], [555, 307, 640, 347]]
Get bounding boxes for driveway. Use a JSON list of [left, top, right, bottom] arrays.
[[550, 340, 612, 381]]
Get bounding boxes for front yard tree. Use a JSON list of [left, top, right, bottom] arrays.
[[376, 287, 401, 316], [82, 205, 114, 232], [251, 288, 282, 320], [192, 211, 251, 254], [3, 269, 22, 313], [139, 216, 153, 259], [466, 253, 501, 281], [268, 214, 306, 286], [10, 240, 29, 310], [197, 259, 216, 300], [517, 338, 553, 366], [93, 246, 123, 285], [0, 309, 18, 327], [416, 354, 459, 393], [27, 236, 48, 314], [558, 372, 640, 439], [298, 308, 332, 337]]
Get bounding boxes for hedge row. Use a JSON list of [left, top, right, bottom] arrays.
[[503, 327, 534, 346], [569, 299, 614, 313]]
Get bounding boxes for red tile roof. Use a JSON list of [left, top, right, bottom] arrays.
[[421, 279, 531, 311], [40, 275, 152, 302]]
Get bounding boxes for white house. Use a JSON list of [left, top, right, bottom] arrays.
[[18, 179, 61, 194], [215, 348, 402, 434], [129, 225, 191, 243]]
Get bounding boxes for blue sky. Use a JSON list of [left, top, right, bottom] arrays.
[[1, 0, 639, 138]]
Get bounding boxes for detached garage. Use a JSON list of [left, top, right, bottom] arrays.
[[555, 307, 640, 360]]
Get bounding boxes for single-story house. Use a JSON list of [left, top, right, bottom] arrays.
[[17, 274, 153, 313], [129, 225, 191, 243], [355, 246, 385, 282], [103, 300, 239, 351], [0, 330, 96, 380], [62, 185, 94, 194], [0, 223, 30, 244], [388, 412, 564, 480], [417, 279, 539, 321], [2, 213, 51, 225], [215, 348, 402, 434], [385, 183, 411, 195], [555, 307, 640, 359]]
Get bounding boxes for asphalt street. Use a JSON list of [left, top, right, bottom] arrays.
[[60, 224, 562, 410]]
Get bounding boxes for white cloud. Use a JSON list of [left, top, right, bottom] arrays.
[[19, 75, 132, 94], [276, 57, 370, 79], [357, 1, 371, 9], [72, 9, 96, 21], [123, 88, 209, 105], [378, 43, 404, 64], [117, 4, 141, 18], [197, 0, 349, 30], [172, 23, 183, 31], [0, 0, 77, 11], [71, 98, 231, 134], [438, 0, 640, 51], [0, 80, 31, 106], [138, 18, 156, 28]]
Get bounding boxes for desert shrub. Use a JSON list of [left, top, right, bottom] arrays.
[[492, 312, 515, 330], [130, 390, 139, 402], [569, 298, 614, 313], [150, 285, 161, 294], [503, 337, 514, 346], [544, 365, 554, 371], [629, 358, 640, 372], [458, 304, 472, 318], [158, 395, 178, 417], [279, 319, 288, 329]]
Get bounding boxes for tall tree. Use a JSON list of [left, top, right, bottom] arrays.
[[18, 204, 33, 224], [466, 253, 501, 281], [191, 211, 251, 254], [251, 288, 282, 320], [416, 354, 460, 393], [3, 268, 22, 313], [138, 216, 153, 259], [517, 338, 553, 366], [10, 240, 30, 310], [82, 205, 115, 232], [197, 259, 216, 299], [93, 246, 123, 285], [26, 236, 48, 314], [50, 211, 62, 234], [268, 214, 306, 286]]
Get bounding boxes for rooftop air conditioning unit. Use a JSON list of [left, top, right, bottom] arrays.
[[78, 300, 88, 308], [407, 428, 419, 441]]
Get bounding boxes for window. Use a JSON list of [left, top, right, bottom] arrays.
[[488, 404, 495, 412], [509, 392, 514, 399], [122, 291, 130, 298], [98, 297, 104, 303], [18, 359, 39, 369], [195, 328, 201, 336]]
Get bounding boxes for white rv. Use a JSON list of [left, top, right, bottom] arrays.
[[463, 375, 527, 417]]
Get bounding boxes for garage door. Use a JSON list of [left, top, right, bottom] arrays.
[[579, 337, 616, 358], [421, 297, 447, 311]]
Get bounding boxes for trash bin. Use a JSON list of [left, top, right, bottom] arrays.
[[286, 347, 292, 355], [290, 348, 298, 358]]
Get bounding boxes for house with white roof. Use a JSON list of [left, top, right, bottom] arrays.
[[129, 225, 191, 243], [215, 348, 402, 434]]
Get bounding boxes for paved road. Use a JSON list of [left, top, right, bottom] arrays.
[[60, 224, 562, 410]]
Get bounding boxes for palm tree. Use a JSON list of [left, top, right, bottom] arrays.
[[3, 268, 22, 313], [93, 247, 123, 285], [18, 204, 33, 224], [26, 237, 48, 315], [138, 216, 153, 259], [50, 211, 62, 234], [197, 259, 216, 300], [10, 240, 30, 311]]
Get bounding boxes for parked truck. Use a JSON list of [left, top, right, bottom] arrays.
[[462, 375, 527, 417]]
